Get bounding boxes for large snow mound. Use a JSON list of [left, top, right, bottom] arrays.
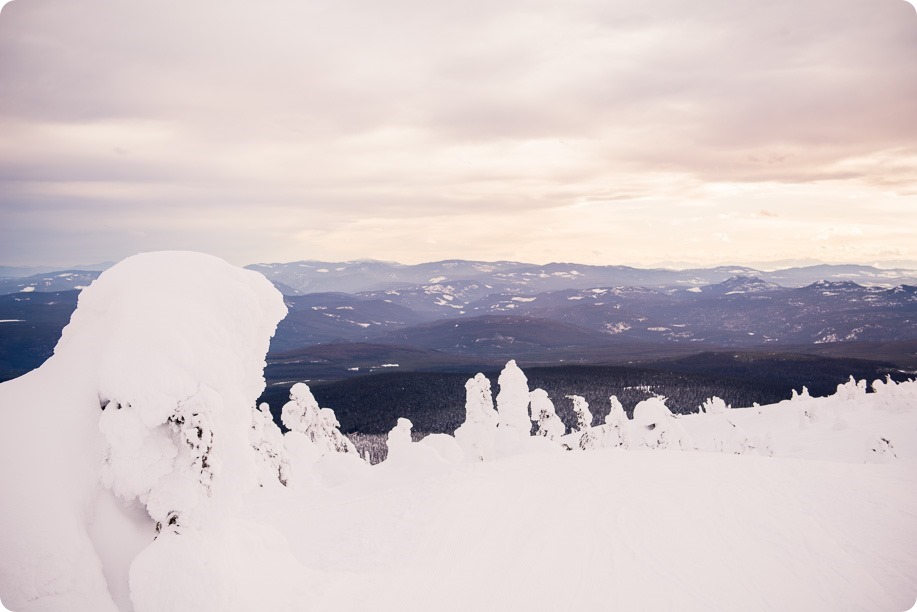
[[0, 252, 288, 612]]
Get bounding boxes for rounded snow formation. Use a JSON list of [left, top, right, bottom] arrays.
[[282, 382, 357, 457], [463, 373, 497, 426], [59, 251, 286, 426], [530, 388, 564, 441], [0, 251, 287, 611], [630, 397, 693, 450], [83, 252, 288, 523], [495, 360, 532, 432], [455, 373, 499, 461], [387, 417, 414, 458]]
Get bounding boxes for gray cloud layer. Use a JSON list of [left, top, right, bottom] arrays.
[[1, 0, 915, 266]]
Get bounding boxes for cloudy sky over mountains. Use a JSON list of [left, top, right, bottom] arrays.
[[1, 0, 915, 267]]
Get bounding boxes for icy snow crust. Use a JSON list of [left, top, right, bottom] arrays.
[[2, 252, 917, 611]]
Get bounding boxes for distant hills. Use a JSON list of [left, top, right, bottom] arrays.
[[3, 258, 915, 295], [1, 259, 916, 387], [247, 259, 917, 294], [0, 271, 101, 294], [267, 276, 917, 357]]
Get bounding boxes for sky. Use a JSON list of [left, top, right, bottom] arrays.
[[1, 0, 916, 269]]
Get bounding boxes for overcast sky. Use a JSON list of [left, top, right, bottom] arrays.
[[1, 0, 915, 268]]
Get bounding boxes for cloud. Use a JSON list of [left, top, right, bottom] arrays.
[[0, 0, 915, 265]]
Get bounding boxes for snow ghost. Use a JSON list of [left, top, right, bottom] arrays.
[[531, 388, 565, 441], [700, 396, 729, 415], [601, 395, 628, 448], [0, 252, 289, 611], [836, 376, 867, 401], [282, 382, 356, 455], [567, 395, 596, 450], [455, 373, 498, 460], [496, 360, 532, 433], [251, 403, 291, 487], [88, 252, 287, 531], [494, 360, 533, 455], [387, 417, 414, 459], [629, 397, 693, 451]]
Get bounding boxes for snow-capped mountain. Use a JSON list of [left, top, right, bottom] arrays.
[[244, 259, 917, 294], [2, 261, 916, 384]]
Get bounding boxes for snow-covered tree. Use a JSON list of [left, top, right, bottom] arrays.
[[629, 397, 693, 451], [530, 388, 565, 441], [602, 395, 628, 448], [789, 386, 821, 427], [693, 396, 750, 454], [872, 375, 896, 395], [496, 360, 532, 434], [870, 375, 911, 409], [567, 394, 597, 450], [320, 407, 359, 454], [387, 417, 414, 460], [282, 382, 356, 455], [700, 396, 730, 415], [455, 373, 498, 461], [836, 376, 867, 401], [251, 402, 291, 487], [465, 373, 498, 427]]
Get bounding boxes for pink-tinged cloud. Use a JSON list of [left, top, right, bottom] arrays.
[[0, 0, 915, 267]]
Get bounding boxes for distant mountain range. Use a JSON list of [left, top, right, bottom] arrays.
[[267, 277, 917, 354], [0, 270, 101, 294], [0, 262, 114, 279], [3, 259, 915, 295], [247, 259, 917, 294], [1, 259, 916, 385]]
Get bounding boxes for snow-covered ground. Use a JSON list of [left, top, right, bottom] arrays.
[[1, 252, 915, 611]]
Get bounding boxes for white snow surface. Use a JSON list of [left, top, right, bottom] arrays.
[[2, 255, 917, 611]]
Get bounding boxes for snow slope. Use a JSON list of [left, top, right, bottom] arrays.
[[1, 252, 915, 611], [276, 452, 916, 611], [251, 377, 917, 611]]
